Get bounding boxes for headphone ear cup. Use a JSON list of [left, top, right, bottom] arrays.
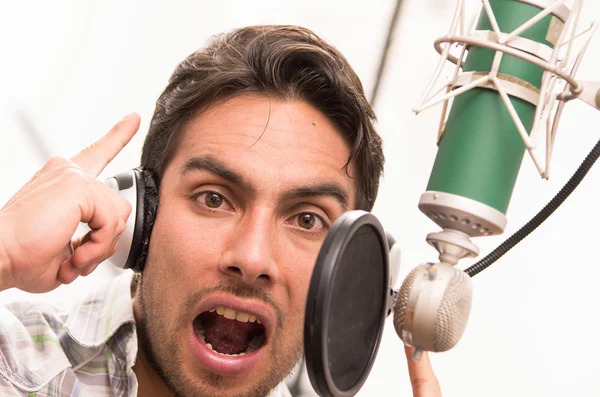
[[104, 168, 158, 271], [131, 168, 159, 272]]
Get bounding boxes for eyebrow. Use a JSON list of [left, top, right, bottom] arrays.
[[280, 184, 350, 211], [180, 155, 350, 210], [180, 155, 256, 195]]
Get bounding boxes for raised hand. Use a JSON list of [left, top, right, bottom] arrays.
[[0, 113, 140, 292]]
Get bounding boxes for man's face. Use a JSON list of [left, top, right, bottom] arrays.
[[134, 93, 356, 397]]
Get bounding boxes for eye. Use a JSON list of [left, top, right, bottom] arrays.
[[292, 212, 328, 233], [298, 213, 316, 229], [192, 191, 233, 212], [205, 192, 223, 208]]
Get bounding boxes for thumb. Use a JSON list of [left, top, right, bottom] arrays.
[[405, 345, 442, 397]]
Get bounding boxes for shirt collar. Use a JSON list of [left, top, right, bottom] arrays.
[[64, 269, 138, 365]]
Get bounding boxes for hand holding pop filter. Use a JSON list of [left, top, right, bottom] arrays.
[[304, 211, 399, 397]]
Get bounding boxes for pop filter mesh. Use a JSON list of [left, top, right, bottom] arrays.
[[327, 224, 385, 391]]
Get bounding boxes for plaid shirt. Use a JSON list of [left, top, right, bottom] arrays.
[[0, 270, 291, 397]]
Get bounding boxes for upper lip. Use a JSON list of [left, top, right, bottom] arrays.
[[192, 293, 275, 342]]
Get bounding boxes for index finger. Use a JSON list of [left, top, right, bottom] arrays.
[[405, 346, 442, 397], [71, 113, 141, 177]]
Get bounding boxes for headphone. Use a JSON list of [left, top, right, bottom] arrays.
[[104, 168, 159, 272]]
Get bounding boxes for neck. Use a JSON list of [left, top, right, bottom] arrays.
[[132, 295, 175, 397], [133, 344, 176, 397]]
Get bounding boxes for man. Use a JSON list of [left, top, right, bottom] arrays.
[[0, 25, 441, 396]]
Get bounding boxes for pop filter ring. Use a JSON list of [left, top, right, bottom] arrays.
[[304, 210, 390, 397]]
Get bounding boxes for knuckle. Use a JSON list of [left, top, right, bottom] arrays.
[[116, 219, 126, 235], [108, 213, 120, 232], [122, 200, 133, 217], [101, 217, 116, 236], [46, 156, 69, 169], [63, 166, 89, 184], [58, 271, 76, 285]]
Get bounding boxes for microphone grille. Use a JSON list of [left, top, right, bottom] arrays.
[[393, 264, 424, 335], [394, 263, 472, 352], [434, 267, 472, 352]]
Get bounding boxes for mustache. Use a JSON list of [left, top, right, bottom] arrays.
[[181, 281, 284, 329]]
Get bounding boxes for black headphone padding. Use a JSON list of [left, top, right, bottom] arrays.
[[131, 168, 159, 272]]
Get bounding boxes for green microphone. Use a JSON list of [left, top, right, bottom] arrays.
[[394, 0, 576, 356], [418, 0, 571, 264]]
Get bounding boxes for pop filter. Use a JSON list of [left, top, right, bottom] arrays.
[[304, 210, 395, 397]]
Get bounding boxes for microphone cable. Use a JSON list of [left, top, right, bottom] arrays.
[[466, 136, 600, 277]]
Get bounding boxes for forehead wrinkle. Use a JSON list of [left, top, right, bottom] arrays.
[[179, 154, 257, 197]]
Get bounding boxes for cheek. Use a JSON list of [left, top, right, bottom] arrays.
[[282, 249, 319, 315], [147, 200, 228, 277]]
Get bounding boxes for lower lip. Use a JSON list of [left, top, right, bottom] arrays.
[[187, 324, 265, 377]]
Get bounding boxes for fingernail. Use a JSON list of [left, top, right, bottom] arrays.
[[122, 112, 137, 121]]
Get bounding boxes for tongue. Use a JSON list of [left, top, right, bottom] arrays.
[[203, 314, 257, 355]]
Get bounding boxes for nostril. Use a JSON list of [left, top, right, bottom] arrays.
[[227, 266, 243, 276], [224, 266, 270, 282]]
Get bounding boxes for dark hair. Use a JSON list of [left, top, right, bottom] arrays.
[[141, 25, 384, 210]]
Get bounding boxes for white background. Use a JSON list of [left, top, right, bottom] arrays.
[[1, 1, 599, 396]]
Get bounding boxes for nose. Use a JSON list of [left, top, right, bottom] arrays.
[[218, 210, 279, 285]]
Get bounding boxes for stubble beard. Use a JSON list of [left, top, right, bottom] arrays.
[[136, 273, 304, 397]]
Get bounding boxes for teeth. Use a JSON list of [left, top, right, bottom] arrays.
[[236, 312, 249, 322], [198, 336, 250, 357], [223, 308, 237, 320], [211, 306, 263, 325], [194, 324, 206, 342]]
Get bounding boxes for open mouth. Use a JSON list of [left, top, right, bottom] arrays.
[[193, 306, 267, 356]]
